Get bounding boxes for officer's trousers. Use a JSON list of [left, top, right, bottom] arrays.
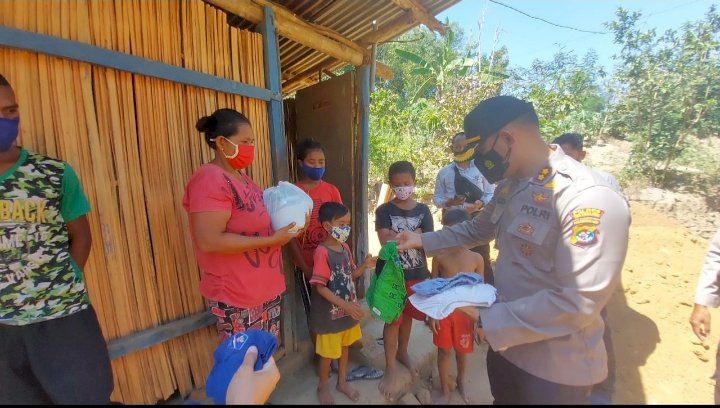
[[487, 347, 592, 405], [590, 308, 615, 404]]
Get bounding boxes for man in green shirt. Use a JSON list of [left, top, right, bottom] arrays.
[[0, 73, 113, 403]]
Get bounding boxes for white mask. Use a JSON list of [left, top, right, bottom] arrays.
[[393, 186, 415, 201]]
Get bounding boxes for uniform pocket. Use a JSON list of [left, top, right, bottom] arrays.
[[506, 215, 555, 272]]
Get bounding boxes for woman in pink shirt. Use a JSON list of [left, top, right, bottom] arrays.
[[183, 109, 299, 341]]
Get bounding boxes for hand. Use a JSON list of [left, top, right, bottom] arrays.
[[395, 231, 423, 251], [465, 200, 484, 213], [690, 304, 711, 343], [344, 301, 365, 321], [299, 211, 311, 234], [225, 346, 281, 405], [428, 317, 441, 335], [445, 196, 466, 207], [272, 222, 299, 246], [362, 255, 378, 269]]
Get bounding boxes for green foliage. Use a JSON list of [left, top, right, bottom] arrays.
[[606, 5, 720, 187], [369, 7, 720, 199], [369, 25, 508, 201], [509, 51, 607, 143]]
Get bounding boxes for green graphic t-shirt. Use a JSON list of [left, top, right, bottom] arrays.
[[0, 148, 91, 325]]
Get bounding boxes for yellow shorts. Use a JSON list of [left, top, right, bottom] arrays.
[[315, 324, 362, 359]]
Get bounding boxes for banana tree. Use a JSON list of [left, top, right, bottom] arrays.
[[395, 27, 507, 102]]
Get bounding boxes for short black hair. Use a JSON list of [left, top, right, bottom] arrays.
[[388, 161, 416, 181], [318, 202, 349, 224], [195, 109, 251, 149], [0, 74, 9, 86], [296, 139, 325, 161], [442, 208, 469, 226], [553, 133, 584, 151]]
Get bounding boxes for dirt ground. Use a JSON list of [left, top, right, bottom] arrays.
[[609, 202, 717, 404]]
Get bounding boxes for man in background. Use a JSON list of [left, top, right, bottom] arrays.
[[433, 132, 496, 284]]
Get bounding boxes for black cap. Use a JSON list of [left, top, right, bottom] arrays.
[[463, 96, 537, 142]]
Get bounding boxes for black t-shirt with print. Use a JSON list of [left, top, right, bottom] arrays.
[[375, 201, 434, 281]]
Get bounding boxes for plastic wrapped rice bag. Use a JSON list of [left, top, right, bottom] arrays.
[[262, 181, 313, 233]]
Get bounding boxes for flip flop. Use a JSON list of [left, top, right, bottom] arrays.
[[346, 365, 384, 382]]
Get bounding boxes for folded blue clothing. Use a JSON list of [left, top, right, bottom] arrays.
[[205, 330, 278, 405], [411, 272, 483, 296]]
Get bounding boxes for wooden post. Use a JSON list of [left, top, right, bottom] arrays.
[[355, 64, 371, 298], [258, 5, 295, 352]]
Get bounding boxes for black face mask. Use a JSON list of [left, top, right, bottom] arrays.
[[474, 135, 511, 184]]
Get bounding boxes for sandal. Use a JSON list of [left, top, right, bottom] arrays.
[[345, 365, 384, 382]]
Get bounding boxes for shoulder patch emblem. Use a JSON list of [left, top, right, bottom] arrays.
[[570, 208, 604, 248]]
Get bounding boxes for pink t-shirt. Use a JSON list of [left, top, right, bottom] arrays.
[[183, 164, 285, 308], [294, 180, 343, 267]]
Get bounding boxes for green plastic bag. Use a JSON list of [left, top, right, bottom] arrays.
[[366, 241, 407, 324]]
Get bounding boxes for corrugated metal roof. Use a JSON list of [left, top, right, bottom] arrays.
[[223, 0, 460, 93]]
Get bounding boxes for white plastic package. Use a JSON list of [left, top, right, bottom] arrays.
[[262, 181, 313, 233]]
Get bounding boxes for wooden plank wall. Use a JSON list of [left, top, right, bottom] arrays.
[[0, 0, 271, 403]]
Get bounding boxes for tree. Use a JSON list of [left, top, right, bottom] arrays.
[[368, 25, 509, 201], [607, 6, 720, 186], [509, 51, 608, 143]]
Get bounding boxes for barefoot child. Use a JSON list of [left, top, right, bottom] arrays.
[[429, 209, 485, 404], [309, 202, 377, 405], [375, 161, 434, 401]]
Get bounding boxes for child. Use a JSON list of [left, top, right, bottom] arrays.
[[375, 161, 434, 401], [290, 139, 343, 327], [428, 209, 485, 404], [309, 202, 376, 405]]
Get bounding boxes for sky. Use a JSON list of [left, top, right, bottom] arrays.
[[437, 0, 718, 71]]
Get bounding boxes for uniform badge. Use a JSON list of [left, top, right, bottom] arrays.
[[535, 167, 551, 182], [498, 185, 511, 197], [520, 243, 534, 257], [517, 223, 535, 236], [532, 192, 549, 204], [570, 208, 604, 248]]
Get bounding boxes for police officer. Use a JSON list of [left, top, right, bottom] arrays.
[[690, 229, 720, 403], [396, 96, 631, 405]]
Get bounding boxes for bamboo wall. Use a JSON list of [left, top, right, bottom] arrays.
[[0, 0, 272, 404]]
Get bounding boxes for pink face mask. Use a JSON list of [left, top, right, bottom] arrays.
[[392, 186, 415, 201]]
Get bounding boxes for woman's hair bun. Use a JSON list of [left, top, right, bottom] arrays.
[[195, 115, 218, 133]]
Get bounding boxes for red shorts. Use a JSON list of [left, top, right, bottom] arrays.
[[432, 310, 474, 353], [390, 279, 427, 327]]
